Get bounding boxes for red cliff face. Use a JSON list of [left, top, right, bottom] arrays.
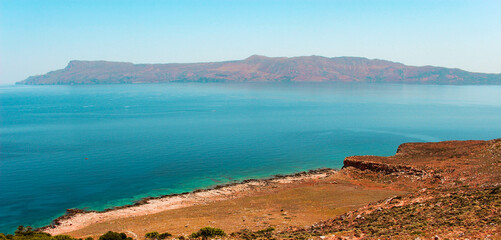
[[18, 55, 501, 85], [342, 138, 501, 187]]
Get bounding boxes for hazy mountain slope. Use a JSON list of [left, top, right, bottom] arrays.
[[17, 55, 501, 85]]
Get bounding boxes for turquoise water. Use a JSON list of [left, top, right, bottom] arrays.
[[1, 83, 501, 233]]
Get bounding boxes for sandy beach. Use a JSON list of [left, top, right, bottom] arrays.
[[41, 169, 342, 235]]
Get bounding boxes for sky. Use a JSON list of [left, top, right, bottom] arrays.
[[1, 0, 500, 84]]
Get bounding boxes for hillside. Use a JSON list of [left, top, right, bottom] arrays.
[[271, 138, 501, 239], [17, 56, 501, 85]]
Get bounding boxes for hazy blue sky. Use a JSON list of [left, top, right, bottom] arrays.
[[1, 0, 500, 84]]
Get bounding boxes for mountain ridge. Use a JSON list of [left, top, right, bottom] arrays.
[[17, 55, 501, 85]]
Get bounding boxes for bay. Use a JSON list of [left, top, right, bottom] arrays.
[[1, 82, 500, 233]]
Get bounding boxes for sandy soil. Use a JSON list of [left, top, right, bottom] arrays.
[[43, 169, 403, 238], [44, 169, 386, 235]]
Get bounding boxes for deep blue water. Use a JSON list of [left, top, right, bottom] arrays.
[[1, 83, 501, 233]]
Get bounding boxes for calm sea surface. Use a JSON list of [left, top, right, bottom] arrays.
[[1, 83, 501, 233]]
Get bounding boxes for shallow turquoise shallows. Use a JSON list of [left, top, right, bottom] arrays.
[[1, 83, 501, 233]]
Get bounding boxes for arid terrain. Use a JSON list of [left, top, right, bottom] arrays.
[[41, 138, 500, 239], [18, 56, 501, 85]]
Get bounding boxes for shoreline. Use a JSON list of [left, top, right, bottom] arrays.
[[35, 138, 501, 239], [40, 168, 338, 235]]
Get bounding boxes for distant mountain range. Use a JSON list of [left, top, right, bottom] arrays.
[[17, 55, 501, 85]]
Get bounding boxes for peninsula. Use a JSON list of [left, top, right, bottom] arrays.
[[17, 56, 501, 85]]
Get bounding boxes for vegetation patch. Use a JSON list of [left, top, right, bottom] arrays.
[[190, 227, 225, 239]]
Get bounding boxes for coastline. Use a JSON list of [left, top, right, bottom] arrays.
[[35, 138, 501, 239], [40, 168, 338, 235]]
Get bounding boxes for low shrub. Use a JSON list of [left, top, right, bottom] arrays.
[[145, 231, 171, 239], [190, 227, 225, 239], [52, 236, 75, 240], [157, 233, 171, 239], [0, 226, 80, 240], [256, 227, 275, 233], [144, 232, 159, 239], [98, 231, 131, 240]]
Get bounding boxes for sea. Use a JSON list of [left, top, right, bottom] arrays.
[[1, 83, 501, 233]]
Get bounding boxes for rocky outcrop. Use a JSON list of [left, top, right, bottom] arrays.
[[342, 138, 501, 188], [343, 157, 425, 176]]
